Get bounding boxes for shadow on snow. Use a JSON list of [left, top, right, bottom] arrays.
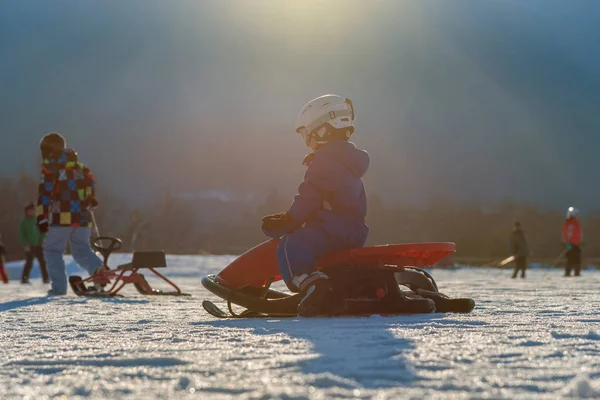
[[0, 295, 149, 312], [194, 313, 478, 390]]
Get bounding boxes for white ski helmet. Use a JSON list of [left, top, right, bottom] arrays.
[[566, 207, 580, 218], [295, 94, 355, 148]]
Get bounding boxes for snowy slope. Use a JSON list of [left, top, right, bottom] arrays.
[[1, 255, 599, 399]]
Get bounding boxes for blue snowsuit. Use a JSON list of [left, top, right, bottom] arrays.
[[264, 141, 370, 291]]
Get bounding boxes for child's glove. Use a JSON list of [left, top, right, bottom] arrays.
[[261, 212, 290, 230], [261, 212, 301, 238], [261, 212, 287, 221], [89, 197, 99, 209], [565, 243, 573, 250], [37, 216, 49, 234]]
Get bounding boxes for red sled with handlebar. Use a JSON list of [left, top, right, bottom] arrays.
[[69, 236, 190, 297]]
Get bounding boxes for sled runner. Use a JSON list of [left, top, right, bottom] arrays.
[[69, 236, 190, 297], [202, 240, 475, 318]]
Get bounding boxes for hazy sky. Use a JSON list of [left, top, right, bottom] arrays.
[[1, 0, 599, 209]]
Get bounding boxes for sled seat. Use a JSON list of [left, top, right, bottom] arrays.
[[316, 242, 456, 269], [117, 251, 167, 270]]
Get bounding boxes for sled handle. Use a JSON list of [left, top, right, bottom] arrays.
[[92, 236, 122, 265]]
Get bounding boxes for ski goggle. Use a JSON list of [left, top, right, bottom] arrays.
[[296, 124, 330, 147]]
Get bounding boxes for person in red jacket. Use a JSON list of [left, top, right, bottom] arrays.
[[562, 207, 583, 277]]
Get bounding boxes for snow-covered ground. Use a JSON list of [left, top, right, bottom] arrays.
[[1, 256, 599, 399]]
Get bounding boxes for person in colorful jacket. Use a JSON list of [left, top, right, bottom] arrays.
[[0, 234, 8, 284], [261, 95, 369, 317], [562, 207, 583, 277], [18, 202, 49, 283], [36, 132, 106, 295]]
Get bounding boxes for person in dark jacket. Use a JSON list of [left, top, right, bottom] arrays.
[[509, 221, 529, 278], [18, 202, 49, 284], [0, 234, 8, 284], [262, 95, 369, 317]]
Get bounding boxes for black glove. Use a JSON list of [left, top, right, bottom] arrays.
[[261, 212, 300, 234], [37, 215, 49, 234], [261, 212, 287, 223]]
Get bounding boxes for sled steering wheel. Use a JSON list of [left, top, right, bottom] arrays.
[[91, 236, 122, 264]]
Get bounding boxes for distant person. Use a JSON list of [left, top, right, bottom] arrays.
[[562, 207, 583, 277], [36, 132, 107, 295], [509, 221, 528, 279], [0, 234, 8, 284], [261, 95, 369, 316], [18, 202, 49, 284]]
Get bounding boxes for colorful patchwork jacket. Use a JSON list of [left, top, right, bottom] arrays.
[[36, 148, 97, 227]]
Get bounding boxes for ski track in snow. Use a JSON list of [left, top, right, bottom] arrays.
[[1, 256, 599, 399]]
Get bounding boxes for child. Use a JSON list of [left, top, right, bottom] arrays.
[[18, 202, 49, 284], [36, 132, 106, 295], [261, 95, 370, 316], [0, 234, 8, 284], [563, 207, 583, 277]]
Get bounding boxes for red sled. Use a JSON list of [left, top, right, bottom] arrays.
[[69, 237, 189, 297], [202, 240, 474, 318]]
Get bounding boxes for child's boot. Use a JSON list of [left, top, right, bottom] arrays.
[[297, 271, 333, 317]]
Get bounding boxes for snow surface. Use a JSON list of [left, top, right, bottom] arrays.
[[1, 256, 599, 399]]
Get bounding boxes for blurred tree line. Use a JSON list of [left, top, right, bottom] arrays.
[[1, 174, 598, 260]]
